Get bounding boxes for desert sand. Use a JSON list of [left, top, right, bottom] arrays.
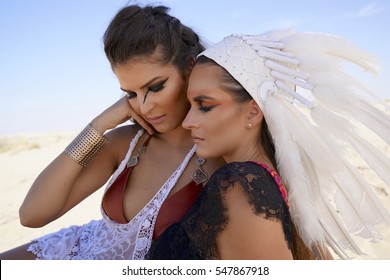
[[0, 123, 389, 259], [0, 131, 104, 253]]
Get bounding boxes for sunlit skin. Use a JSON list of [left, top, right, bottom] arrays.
[[2, 58, 225, 260], [183, 64, 273, 167], [112, 56, 211, 222], [182, 63, 293, 259]]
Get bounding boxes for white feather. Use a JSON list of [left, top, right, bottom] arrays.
[[282, 32, 380, 74], [264, 94, 325, 246], [348, 132, 390, 187], [352, 99, 390, 145], [297, 147, 361, 257], [203, 30, 390, 259]]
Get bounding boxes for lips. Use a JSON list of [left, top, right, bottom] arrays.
[[191, 135, 205, 143], [147, 115, 166, 125]]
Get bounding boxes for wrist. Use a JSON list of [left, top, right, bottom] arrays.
[[90, 118, 111, 135], [64, 124, 109, 166]]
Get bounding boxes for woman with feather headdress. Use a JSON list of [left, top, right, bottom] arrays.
[[146, 30, 390, 259]]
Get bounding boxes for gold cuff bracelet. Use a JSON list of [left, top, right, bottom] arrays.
[[64, 124, 108, 166]]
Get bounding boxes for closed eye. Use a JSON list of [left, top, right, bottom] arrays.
[[143, 78, 168, 103], [199, 103, 219, 112], [193, 95, 220, 113], [148, 78, 167, 93], [126, 92, 137, 99]]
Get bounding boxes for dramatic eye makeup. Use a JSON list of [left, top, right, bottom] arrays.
[[148, 78, 168, 93], [126, 92, 137, 99], [193, 95, 220, 112], [121, 77, 168, 101], [143, 78, 168, 103]]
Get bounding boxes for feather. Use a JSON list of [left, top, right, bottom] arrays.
[[264, 94, 324, 245], [297, 146, 359, 257], [352, 99, 390, 145], [319, 188, 365, 256], [311, 105, 390, 189], [202, 30, 390, 259], [282, 32, 380, 74], [347, 132, 390, 188], [275, 80, 313, 108], [265, 59, 309, 79], [281, 98, 343, 171]]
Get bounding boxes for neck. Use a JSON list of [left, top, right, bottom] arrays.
[[224, 141, 274, 168], [152, 126, 193, 151]]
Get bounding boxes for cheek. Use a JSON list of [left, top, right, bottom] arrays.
[[129, 99, 141, 114], [172, 80, 188, 104], [207, 108, 238, 133], [168, 80, 189, 111], [204, 113, 235, 143]]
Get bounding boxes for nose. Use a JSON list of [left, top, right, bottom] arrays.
[[182, 106, 199, 130], [138, 95, 154, 115]]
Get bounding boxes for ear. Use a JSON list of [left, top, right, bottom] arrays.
[[247, 99, 264, 126]]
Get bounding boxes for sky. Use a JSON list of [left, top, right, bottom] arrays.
[[0, 0, 389, 135]]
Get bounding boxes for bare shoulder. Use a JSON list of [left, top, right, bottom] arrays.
[[104, 124, 144, 163], [217, 181, 293, 259], [105, 124, 142, 141]]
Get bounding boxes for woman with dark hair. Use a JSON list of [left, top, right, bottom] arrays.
[[146, 31, 390, 259], [0, 4, 223, 260]]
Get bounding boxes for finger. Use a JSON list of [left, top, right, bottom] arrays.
[[131, 114, 155, 135], [126, 99, 154, 135]]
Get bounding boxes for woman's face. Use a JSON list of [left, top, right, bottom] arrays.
[[114, 56, 190, 133], [182, 64, 252, 162]]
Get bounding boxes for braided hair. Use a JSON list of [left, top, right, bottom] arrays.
[[103, 4, 204, 76]]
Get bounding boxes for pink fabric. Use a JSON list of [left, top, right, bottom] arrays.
[[254, 162, 290, 208]]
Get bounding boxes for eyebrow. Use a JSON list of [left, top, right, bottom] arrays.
[[120, 76, 164, 93], [193, 95, 217, 102]]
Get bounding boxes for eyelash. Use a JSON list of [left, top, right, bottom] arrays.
[[199, 104, 218, 112], [127, 92, 136, 99], [148, 81, 166, 93], [126, 80, 167, 100]]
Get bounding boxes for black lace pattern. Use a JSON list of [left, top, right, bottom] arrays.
[[146, 161, 293, 259]]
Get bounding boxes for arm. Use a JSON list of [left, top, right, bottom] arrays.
[[215, 182, 293, 260], [19, 97, 145, 227]]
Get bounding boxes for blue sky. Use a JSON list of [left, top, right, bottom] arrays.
[[1, 0, 389, 135]]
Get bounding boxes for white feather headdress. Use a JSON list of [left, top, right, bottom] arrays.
[[200, 30, 390, 259]]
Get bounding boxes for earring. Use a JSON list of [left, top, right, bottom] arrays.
[[191, 157, 208, 185], [247, 123, 253, 128]]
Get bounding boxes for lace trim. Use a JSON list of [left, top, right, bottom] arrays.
[[28, 130, 197, 259], [100, 129, 144, 201], [100, 130, 196, 259], [132, 145, 196, 259]]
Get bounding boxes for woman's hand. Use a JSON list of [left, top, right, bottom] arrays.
[[126, 97, 155, 135], [90, 96, 154, 135]]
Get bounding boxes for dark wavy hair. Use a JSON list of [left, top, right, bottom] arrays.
[[103, 4, 204, 76]]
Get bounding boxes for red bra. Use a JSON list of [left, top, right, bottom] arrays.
[[101, 135, 202, 239]]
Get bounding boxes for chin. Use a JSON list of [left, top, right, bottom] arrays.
[[157, 122, 184, 134], [195, 147, 214, 159], [151, 124, 169, 134]]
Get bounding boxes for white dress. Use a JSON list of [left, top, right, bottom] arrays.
[[28, 130, 196, 259]]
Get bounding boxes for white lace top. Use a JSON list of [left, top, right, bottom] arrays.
[[28, 130, 196, 259]]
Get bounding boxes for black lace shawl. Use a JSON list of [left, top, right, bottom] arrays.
[[146, 161, 293, 259]]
